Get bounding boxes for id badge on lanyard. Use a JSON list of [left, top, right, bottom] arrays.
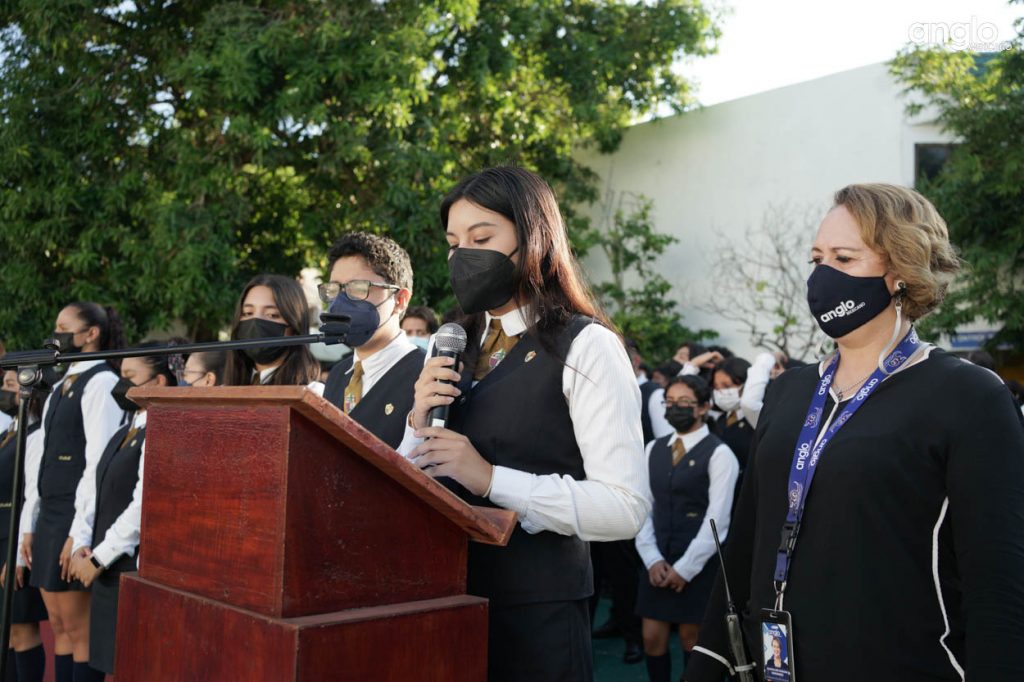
[[764, 329, 921, 678]]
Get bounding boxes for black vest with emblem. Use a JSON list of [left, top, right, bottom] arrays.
[[323, 348, 424, 449], [648, 431, 723, 563], [0, 421, 41, 541], [713, 413, 753, 473], [446, 316, 593, 606], [39, 363, 116, 500], [92, 422, 145, 574], [639, 380, 660, 444]]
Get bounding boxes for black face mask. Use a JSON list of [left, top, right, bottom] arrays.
[[0, 390, 17, 418], [111, 377, 150, 413], [665, 405, 699, 433], [806, 265, 893, 339], [234, 318, 290, 365], [448, 247, 518, 315], [50, 331, 83, 354]]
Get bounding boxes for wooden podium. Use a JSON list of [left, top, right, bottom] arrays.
[[115, 386, 515, 681]]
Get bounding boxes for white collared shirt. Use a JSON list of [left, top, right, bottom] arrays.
[[398, 306, 651, 542], [20, 360, 125, 551], [348, 332, 419, 398], [0, 412, 11, 434], [70, 410, 147, 566], [634, 424, 739, 581]]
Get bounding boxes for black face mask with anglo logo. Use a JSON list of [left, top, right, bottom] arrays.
[[806, 265, 893, 339]]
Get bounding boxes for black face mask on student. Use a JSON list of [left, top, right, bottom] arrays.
[[50, 330, 83, 354], [448, 247, 518, 315], [665, 405, 699, 433], [111, 377, 152, 413], [234, 318, 290, 365], [0, 390, 17, 418]]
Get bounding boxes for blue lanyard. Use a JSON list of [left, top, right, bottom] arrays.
[[774, 329, 921, 592]]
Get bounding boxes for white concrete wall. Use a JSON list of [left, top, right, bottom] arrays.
[[577, 62, 952, 361]]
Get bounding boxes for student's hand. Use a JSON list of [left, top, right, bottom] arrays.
[[1, 563, 25, 589], [648, 560, 670, 587], [19, 533, 32, 570], [70, 548, 101, 588], [410, 356, 463, 430], [661, 567, 687, 593], [409, 427, 494, 496], [0, 563, 6, 588], [689, 351, 724, 369], [59, 537, 74, 582]]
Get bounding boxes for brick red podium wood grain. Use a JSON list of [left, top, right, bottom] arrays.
[[115, 575, 489, 681]]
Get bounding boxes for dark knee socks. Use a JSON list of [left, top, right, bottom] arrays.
[[14, 645, 45, 682], [71, 662, 105, 682], [53, 654, 72, 682], [645, 652, 671, 682]]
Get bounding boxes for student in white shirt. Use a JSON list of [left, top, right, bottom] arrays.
[[20, 302, 125, 682], [400, 166, 649, 681], [69, 345, 183, 677], [634, 375, 738, 682]]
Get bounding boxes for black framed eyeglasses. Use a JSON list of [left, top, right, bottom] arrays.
[[662, 399, 699, 409], [318, 280, 400, 304]]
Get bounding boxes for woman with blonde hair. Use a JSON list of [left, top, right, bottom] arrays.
[[687, 183, 1024, 682]]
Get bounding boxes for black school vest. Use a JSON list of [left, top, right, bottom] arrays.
[[447, 316, 593, 605], [640, 380, 660, 444], [39, 363, 116, 500], [714, 413, 753, 473], [648, 431, 723, 564], [0, 421, 41, 541], [323, 348, 424, 449], [92, 422, 145, 574]]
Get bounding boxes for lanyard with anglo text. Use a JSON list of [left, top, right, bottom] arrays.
[[773, 328, 921, 605]]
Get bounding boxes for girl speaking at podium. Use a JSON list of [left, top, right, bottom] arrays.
[[401, 166, 650, 681]]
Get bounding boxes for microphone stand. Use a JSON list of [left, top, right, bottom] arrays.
[[0, 326, 349, 678]]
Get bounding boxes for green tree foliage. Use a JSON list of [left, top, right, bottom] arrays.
[[0, 1, 718, 347], [591, 194, 712, 362], [890, 8, 1024, 350]]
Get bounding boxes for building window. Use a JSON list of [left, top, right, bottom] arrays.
[[915, 143, 956, 186]]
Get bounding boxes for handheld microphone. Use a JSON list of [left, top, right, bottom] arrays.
[[428, 323, 468, 428]]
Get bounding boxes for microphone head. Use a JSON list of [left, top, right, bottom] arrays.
[[434, 323, 468, 354]]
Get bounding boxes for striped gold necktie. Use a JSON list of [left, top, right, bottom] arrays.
[[672, 439, 687, 466], [474, 319, 519, 381], [343, 361, 364, 414]]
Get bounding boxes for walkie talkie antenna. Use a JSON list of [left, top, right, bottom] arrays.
[[710, 518, 757, 682], [711, 518, 735, 610]]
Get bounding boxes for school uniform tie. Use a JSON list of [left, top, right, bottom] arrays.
[[343, 361, 364, 414], [671, 439, 687, 466], [61, 374, 78, 396], [726, 411, 739, 428], [474, 319, 519, 381], [119, 425, 140, 449], [0, 426, 15, 450]]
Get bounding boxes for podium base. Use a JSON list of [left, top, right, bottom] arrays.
[[115, 575, 489, 681]]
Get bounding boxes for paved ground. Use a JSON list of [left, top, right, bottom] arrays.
[[592, 598, 687, 681]]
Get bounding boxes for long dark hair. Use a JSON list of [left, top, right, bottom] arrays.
[[440, 167, 613, 357], [222, 274, 319, 387], [66, 301, 126, 370]]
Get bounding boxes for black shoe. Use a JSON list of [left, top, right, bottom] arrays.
[[592, 617, 620, 639], [623, 641, 644, 664]]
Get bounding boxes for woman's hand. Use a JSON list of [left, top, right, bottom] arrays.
[[648, 560, 670, 587], [58, 537, 74, 582], [661, 566, 687, 593], [69, 548, 101, 588], [410, 356, 463, 430], [409, 427, 494, 496], [20, 533, 32, 569], [689, 351, 724, 369]]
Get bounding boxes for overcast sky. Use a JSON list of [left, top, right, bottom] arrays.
[[682, 0, 1022, 106]]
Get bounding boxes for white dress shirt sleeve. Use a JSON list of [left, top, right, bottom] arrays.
[[396, 336, 435, 456], [0, 413, 11, 434], [648, 388, 674, 440], [16, 426, 45, 567], [634, 440, 665, 568], [487, 324, 651, 541], [69, 372, 125, 553], [91, 442, 144, 568], [672, 444, 739, 581], [740, 352, 774, 428], [678, 362, 700, 377]]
